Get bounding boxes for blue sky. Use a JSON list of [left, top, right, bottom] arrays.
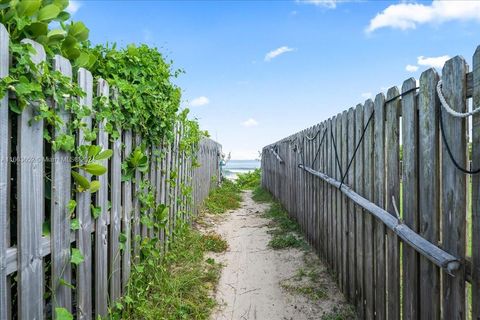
[[70, 0, 480, 159]]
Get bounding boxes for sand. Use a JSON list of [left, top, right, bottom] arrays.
[[208, 191, 349, 320]]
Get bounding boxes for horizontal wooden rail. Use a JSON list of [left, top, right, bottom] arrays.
[[298, 164, 460, 274]]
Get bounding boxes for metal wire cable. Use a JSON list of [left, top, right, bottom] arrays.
[[437, 79, 480, 174]]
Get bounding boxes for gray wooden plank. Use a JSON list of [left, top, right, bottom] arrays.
[[418, 67, 441, 320], [298, 165, 458, 271], [132, 133, 141, 260], [51, 54, 73, 316], [149, 146, 156, 239], [122, 130, 133, 292], [141, 147, 149, 240], [354, 103, 364, 318], [441, 56, 467, 320], [401, 78, 419, 320], [331, 116, 338, 276], [472, 45, 480, 320], [165, 138, 172, 245], [95, 79, 109, 318], [0, 23, 9, 320], [76, 67, 94, 320], [336, 115, 342, 287], [17, 39, 46, 320], [373, 92, 386, 319], [109, 126, 121, 303], [346, 107, 356, 302], [363, 99, 375, 319], [328, 119, 333, 270], [385, 86, 400, 320]]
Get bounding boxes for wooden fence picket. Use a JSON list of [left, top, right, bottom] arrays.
[[346, 107, 356, 302], [401, 77, 419, 319], [76, 67, 94, 320], [385, 87, 400, 320], [0, 23, 9, 320], [122, 130, 133, 292], [51, 54, 73, 315], [373, 92, 386, 320], [418, 68, 441, 320], [95, 78, 110, 318], [441, 56, 467, 320], [473, 45, 480, 320], [17, 39, 46, 320], [110, 126, 122, 303]]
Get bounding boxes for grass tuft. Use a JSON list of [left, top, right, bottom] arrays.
[[252, 185, 274, 203], [202, 232, 228, 253], [235, 168, 261, 190], [204, 179, 242, 214], [269, 233, 305, 249], [321, 305, 356, 320], [113, 224, 222, 320], [281, 283, 328, 301]]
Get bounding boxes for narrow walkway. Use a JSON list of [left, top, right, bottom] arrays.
[[210, 191, 349, 320]]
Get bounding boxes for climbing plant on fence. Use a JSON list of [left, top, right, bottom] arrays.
[[0, 1, 220, 319]]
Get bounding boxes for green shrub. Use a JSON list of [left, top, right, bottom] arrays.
[[236, 169, 261, 190], [269, 234, 304, 250], [251, 186, 273, 203], [204, 180, 242, 214], [202, 233, 228, 253], [112, 225, 221, 320]]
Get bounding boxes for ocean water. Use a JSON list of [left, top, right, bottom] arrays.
[[222, 160, 261, 180]]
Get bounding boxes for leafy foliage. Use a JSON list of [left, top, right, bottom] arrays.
[[110, 224, 221, 320], [235, 168, 261, 190], [201, 232, 228, 253], [0, 1, 210, 318], [204, 179, 242, 214]]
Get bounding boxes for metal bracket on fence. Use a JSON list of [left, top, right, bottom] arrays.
[[270, 147, 284, 164], [298, 163, 461, 275]]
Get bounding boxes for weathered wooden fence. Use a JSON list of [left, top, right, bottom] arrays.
[[0, 26, 222, 319], [262, 45, 480, 319]]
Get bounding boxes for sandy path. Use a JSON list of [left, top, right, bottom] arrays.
[[209, 191, 348, 320]]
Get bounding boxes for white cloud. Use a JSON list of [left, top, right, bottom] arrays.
[[299, 0, 341, 9], [366, 1, 480, 33], [190, 96, 210, 107], [404, 55, 451, 73], [241, 118, 259, 127], [417, 55, 450, 68], [265, 46, 295, 62], [66, 0, 81, 14], [361, 92, 372, 99], [406, 64, 419, 72]]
